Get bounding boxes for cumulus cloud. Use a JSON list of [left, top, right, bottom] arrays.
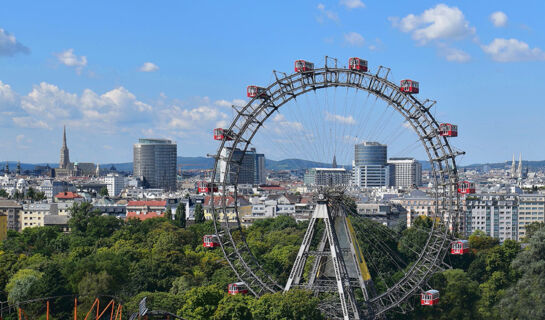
[[439, 46, 471, 62], [481, 38, 545, 62], [344, 32, 365, 47], [12, 117, 50, 129], [163, 105, 228, 131], [325, 111, 356, 125], [139, 62, 159, 72], [214, 99, 246, 108], [270, 113, 304, 134], [390, 4, 475, 44], [490, 11, 508, 27], [317, 4, 339, 23], [55, 49, 87, 73], [0, 28, 29, 56], [0, 81, 17, 109], [340, 0, 365, 9]]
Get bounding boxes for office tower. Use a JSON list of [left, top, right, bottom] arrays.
[[353, 141, 389, 188], [218, 147, 265, 185], [388, 157, 422, 187], [133, 138, 177, 190]]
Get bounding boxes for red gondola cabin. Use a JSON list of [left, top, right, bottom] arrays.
[[421, 290, 440, 306], [228, 282, 248, 295], [213, 128, 233, 141], [439, 123, 458, 137], [458, 181, 476, 194], [197, 181, 218, 194], [400, 80, 419, 94], [451, 240, 470, 255], [348, 57, 368, 72], [203, 235, 221, 248], [294, 60, 314, 73], [247, 86, 269, 99]]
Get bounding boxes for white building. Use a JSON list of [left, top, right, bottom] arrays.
[[304, 168, 351, 186], [104, 173, 125, 197], [353, 165, 389, 188], [517, 194, 545, 238], [465, 194, 518, 242], [388, 158, 422, 187]]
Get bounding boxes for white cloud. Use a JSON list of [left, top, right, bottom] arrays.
[[325, 111, 356, 125], [490, 11, 508, 27], [440, 46, 471, 62], [390, 4, 475, 44], [344, 32, 365, 47], [481, 38, 545, 62], [139, 62, 159, 72], [165, 105, 228, 130], [214, 99, 246, 108], [0, 81, 17, 108], [12, 117, 50, 129], [55, 49, 87, 74], [16, 134, 25, 143], [340, 0, 365, 9], [317, 4, 339, 23], [270, 113, 304, 134], [0, 28, 29, 56]]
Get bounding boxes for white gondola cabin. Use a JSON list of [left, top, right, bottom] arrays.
[[294, 60, 314, 73], [213, 128, 233, 141], [451, 240, 470, 255], [203, 235, 221, 248], [228, 282, 248, 295], [439, 123, 458, 137], [348, 57, 368, 72], [247, 85, 269, 99], [458, 181, 476, 194], [400, 79, 419, 94], [421, 289, 440, 306]]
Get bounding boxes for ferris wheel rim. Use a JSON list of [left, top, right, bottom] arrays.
[[210, 61, 461, 316]]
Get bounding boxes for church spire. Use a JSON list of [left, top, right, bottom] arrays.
[[517, 153, 523, 179], [63, 125, 67, 147], [510, 154, 516, 177], [332, 155, 337, 168]]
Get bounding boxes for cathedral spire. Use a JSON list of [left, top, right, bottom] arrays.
[[510, 154, 516, 177], [332, 155, 337, 168], [517, 153, 523, 179], [63, 125, 67, 147]]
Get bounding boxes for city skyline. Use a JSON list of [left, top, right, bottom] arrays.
[[1, 1, 545, 164]]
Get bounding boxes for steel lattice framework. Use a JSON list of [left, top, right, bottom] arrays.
[[210, 58, 462, 318]]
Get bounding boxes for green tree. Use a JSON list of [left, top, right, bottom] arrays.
[[175, 203, 186, 228], [164, 205, 172, 221], [68, 202, 101, 234], [214, 294, 254, 320], [0, 188, 8, 198], [26, 187, 35, 200], [194, 203, 205, 224], [179, 285, 225, 320], [6, 269, 43, 304], [251, 290, 323, 320], [498, 225, 545, 319], [99, 186, 109, 197]]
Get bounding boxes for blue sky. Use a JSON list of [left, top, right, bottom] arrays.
[[1, 1, 544, 165]]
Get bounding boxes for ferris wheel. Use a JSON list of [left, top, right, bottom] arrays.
[[208, 56, 464, 319]]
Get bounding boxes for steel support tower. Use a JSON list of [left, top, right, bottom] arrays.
[[285, 194, 375, 320]]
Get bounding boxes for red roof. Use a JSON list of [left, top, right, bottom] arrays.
[[126, 211, 164, 221], [54, 192, 82, 199], [127, 200, 166, 207], [204, 195, 250, 207]]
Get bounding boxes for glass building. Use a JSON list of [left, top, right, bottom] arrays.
[[353, 141, 389, 188], [133, 138, 177, 190]]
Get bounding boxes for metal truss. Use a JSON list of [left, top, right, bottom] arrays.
[[210, 57, 462, 318]]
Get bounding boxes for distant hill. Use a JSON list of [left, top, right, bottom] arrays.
[[6, 159, 545, 174]]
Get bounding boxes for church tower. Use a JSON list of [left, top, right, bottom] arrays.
[[59, 126, 71, 169]]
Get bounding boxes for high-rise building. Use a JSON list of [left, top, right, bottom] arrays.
[[465, 194, 518, 242], [388, 157, 422, 187], [133, 138, 177, 190], [353, 141, 389, 188], [104, 173, 125, 197], [218, 147, 265, 185]]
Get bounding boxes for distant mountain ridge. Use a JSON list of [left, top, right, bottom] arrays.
[[4, 158, 544, 173]]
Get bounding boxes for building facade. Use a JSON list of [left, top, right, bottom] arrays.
[[133, 138, 177, 190], [218, 147, 265, 185], [0, 200, 22, 231], [304, 168, 351, 186], [353, 142, 389, 188], [388, 157, 422, 188], [104, 173, 125, 197], [465, 194, 518, 242]]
